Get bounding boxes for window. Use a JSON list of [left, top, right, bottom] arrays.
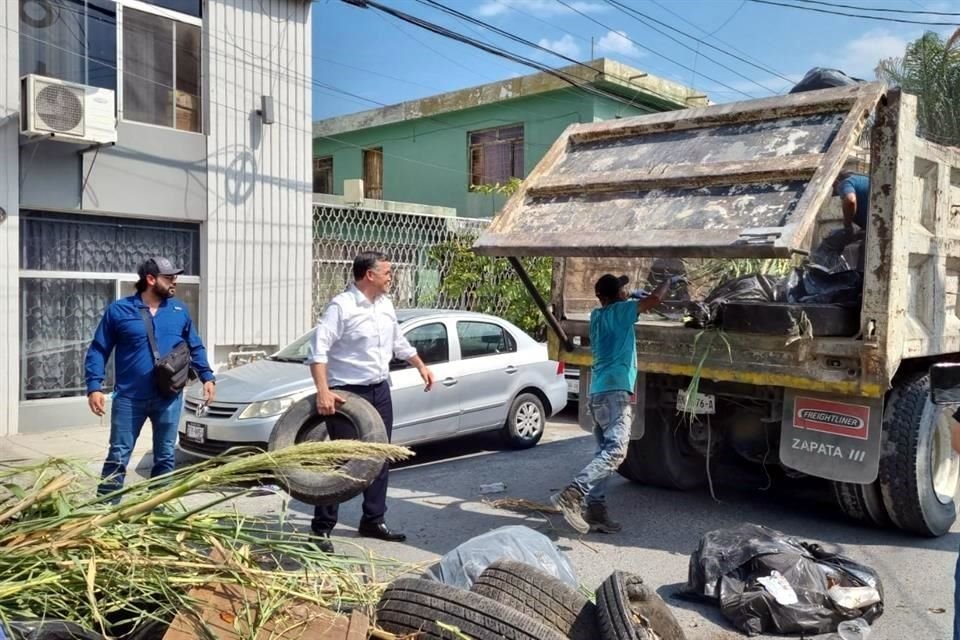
[[20, 0, 118, 91], [403, 323, 449, 366], [457, 322, 517, 359], [363, 147, 383, 199], [313, 156, 333, 194], [19, 211, 201, 400], [123, 7, 201, 132], [144, 0, 201, 18], [469, 124, 524, 188]]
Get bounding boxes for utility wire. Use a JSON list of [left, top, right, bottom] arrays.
[[340, 0, 677, 109], [599, 0, 779, 94], [745, 0, 960, 26], [790, 0, 960, 16], [605, 0, 795, 85], [647, 0, 793, 85], [550, 0, 756, 98]]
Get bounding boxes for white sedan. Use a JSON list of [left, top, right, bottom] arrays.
[[178, 310, 568, 456]]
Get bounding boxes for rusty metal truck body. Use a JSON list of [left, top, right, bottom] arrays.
[[475, 85, 960, 536]]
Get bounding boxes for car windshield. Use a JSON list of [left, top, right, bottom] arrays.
[[269, 330, 314, 363]]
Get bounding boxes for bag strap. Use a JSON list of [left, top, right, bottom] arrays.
[[139, 307, 161, 364]]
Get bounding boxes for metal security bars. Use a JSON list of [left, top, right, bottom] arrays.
[[312, 202, 509, 322]]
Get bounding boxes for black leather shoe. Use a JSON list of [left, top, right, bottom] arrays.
[[357, 521, 406, 542], [311, 531, 334, 553]]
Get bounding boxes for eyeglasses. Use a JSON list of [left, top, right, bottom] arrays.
[[158, 275, 179, 283]]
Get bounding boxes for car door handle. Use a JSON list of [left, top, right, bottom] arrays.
[[505, 365, 518, 374], [442, 377, 458, 387]]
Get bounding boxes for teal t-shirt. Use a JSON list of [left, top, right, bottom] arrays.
[[589, 300, 639, 396]]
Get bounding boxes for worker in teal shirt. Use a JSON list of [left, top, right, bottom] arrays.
[[815, 172, 870, 269], [85, 257, 216, 498], [551, 272, 678, 534]]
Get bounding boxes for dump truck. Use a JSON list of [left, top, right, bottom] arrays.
[[474, 84, 960, 537]]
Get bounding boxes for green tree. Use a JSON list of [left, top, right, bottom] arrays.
[[430, 178, 551, 340], [877, 29, 960, 146]]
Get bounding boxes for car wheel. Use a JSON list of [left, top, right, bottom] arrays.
[[267, 392, 387, 506], [878, 373, 959, 536], [501, 392, 545, 449], [471, 560, 597, 640], [377, 578, 567, 640]]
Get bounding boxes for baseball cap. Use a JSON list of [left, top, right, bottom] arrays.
[[595, 273, 629, 298], [137, 256, 184, 279]]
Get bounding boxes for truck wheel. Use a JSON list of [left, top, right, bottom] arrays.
[[878, 374, 960, 537], [617, 409, 707, 490], [832, 480, 891, 528]]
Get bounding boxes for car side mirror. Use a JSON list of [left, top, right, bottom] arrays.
[[390, 358, 410, 371], [930, 362, 960, 405]]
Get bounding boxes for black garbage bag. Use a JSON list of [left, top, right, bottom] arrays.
[[789, 67, 863, 93], [684, 523, 883, 636], [785, 266, 863, 305], [685, 274, 785, 328], [5, 620, 105, 640]]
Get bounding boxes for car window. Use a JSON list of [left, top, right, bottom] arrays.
[[271, 330, 313, 362], [457, 321, 516, 359], [400, 322, 449, 367]]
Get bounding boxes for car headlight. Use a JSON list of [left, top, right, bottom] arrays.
[[238, 395, 299, 420]]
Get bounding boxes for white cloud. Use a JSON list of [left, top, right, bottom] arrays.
[[537, 34, 582, 60], [475, 0, 606, 18], [595, 30, 643, 59], [831, 29, 912, 79]]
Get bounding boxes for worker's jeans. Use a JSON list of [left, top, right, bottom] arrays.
[[573, 390, 632, 505], [98, 393, 183, 498]]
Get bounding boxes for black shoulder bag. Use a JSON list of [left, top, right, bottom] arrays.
[[139, 308, 192, 396]]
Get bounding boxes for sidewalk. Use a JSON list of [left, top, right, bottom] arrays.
[[0, 424, 156, 475]]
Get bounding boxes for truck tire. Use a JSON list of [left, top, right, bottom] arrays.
[[832, 480, 891, 528], [267, 393, 387, 506], [471, 560, 597, 640], [877, 374, 960, 537], [377, 578, 567, 640], [618, 408, 707, 490], [595, 571, 684, 640]]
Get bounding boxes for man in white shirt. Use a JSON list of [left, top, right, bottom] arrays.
[[307, 251, 435, 552]]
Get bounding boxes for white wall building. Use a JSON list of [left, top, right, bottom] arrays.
[[0, 0, 313, 435]]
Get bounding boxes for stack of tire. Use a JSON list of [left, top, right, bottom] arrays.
[[375, 561, 687, 640]]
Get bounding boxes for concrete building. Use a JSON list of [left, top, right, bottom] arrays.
[[1, 0, 313, 435], [313, 58, 708, 218]]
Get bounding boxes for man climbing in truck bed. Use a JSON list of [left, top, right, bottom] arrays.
[[814, 171, 870, 270], [550, 273, 678, 534]]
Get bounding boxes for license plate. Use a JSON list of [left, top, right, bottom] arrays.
[[185, 421, 206, 443], [566, 378, 580, 395], [676, 390, 716, 415]]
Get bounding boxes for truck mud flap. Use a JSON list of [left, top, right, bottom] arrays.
[[779, 390, 882, 483]]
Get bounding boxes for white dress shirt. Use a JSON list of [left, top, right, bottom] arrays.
[[308, 284, 417, 387]]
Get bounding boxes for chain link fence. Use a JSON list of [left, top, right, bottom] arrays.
[[312, 201, 511, 322]]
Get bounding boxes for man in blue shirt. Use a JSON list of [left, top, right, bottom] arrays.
[[815, 172, 870, 268], [550, 273, 676, 534], [85, 257, 215, 497]]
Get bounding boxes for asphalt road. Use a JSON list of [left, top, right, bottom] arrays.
[[170, 408, 957, 640]]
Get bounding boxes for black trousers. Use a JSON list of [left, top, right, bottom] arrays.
[[312, 380, 393, 533]]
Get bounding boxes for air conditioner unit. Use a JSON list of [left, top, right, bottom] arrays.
[[20, 74, 117, 144]]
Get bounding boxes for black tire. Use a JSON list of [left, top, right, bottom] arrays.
[[501, 392, 545, 449], [618, 408, 707, 490], [376, 578, 567, 640], [267, 392, 387, 506], [471, 560, 597, 640], [596, 571, 685, 640], [878, 374, 959, 537], [832, 480, 892, 528]]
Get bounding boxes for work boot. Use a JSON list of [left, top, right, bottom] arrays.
[[550, 485, 589, 534], [311, 531, 334, 554], [585, 502, 622, 533]]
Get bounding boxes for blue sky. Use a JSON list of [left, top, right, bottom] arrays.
[[312, 0, 960, 121]]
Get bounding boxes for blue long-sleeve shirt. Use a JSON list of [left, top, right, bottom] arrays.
[[85, 293, 215, 399]]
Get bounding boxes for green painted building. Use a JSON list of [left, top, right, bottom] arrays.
[[312, 59, 708, 218]]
